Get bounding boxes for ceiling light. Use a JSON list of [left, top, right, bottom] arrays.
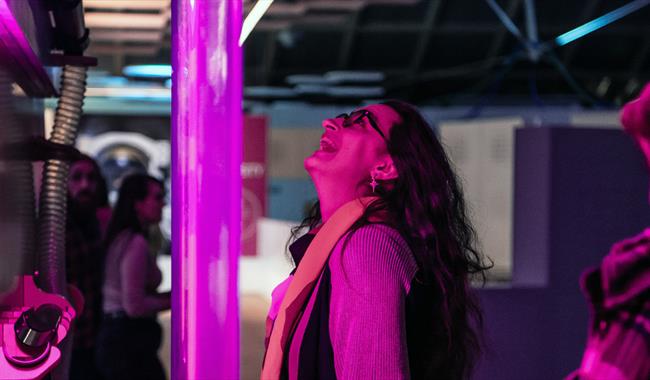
[[240, 0, 274, 46], [92, 30, 163, 43], [326, 86, 385, 98], [85, 12, 169, 29], [554, 0, 650, 46], [324, 71, 384, 84], [286, 74, 329, 85], [123, 64, 172, 78], [245, 86, 297, 97], [84, 0, 170, 11], [85, 86, 171, 101]]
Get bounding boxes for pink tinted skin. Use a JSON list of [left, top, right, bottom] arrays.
[[68, 160, 98, 208], [304, 104, 401, 222], [134, 181, 165, 227], [620, 83, 650, 202]]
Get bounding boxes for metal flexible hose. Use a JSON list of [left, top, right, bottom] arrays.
[[36, 65, 87, 294]]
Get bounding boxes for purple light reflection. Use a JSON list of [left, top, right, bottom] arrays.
[[0, 0, 55, 97], [171, 0, 242, 379]]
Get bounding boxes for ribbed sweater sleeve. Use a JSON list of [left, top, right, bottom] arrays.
[[120, 234, 170, 317], [328, 224, 418, 380]]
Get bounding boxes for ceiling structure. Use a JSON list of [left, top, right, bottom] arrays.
[[83, 0, 171, 75], [82, 0, 650, 106]]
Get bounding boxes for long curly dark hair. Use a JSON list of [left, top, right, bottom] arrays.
[[289, 100, 492, 379], [105, 173, 163, 248]]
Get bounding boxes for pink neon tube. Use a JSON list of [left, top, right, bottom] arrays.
[[171, 1, 242, 379]]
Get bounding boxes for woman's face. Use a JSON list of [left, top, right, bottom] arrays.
[[304, 104, 401, 193], [134, 181, 165, 226]]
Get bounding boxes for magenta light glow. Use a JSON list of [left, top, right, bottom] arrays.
[[0, 0, 55, 97], [171, 0, 242, 379]]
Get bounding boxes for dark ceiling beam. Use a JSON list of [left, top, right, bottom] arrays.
[[629, 36, 650, 80], [506, 69, 650, 81], [485, 0, 522, 60], [358, 24, 426, 33], [437, 25, 507, 34], [337, 8, 361, 69], [409, 0, 443, 74], [560, 0, 601, 66], [271, 68, 411, 78], [253, 22, 650, 35], [260, 31, 279, 86]]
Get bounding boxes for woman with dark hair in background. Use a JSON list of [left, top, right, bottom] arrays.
[[262, 100, 492, 379], [94, 168, 112, 241], [96, 174, 170, 380]]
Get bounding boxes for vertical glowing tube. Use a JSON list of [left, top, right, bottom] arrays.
[[171, 0, 242, 379]]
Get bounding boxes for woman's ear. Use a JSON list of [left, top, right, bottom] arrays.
[[372, 158, 398, 181]]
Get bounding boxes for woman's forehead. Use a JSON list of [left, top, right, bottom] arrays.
[[359, 104, 401, 134]]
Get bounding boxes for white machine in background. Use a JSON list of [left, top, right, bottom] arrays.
[[77, 132, 171, 238], [439, 117, 523, 281], [77, 132, 170, 182]]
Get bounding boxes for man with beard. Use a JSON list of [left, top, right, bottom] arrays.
[[66, 154, 107, 380]]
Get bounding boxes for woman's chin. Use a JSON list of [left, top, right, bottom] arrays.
[[304, 149, 335, 171], [304, 154, 317, 172]]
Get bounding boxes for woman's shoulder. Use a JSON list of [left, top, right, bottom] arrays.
[[110, 230, 148, 253], [330, 223, 418, 290], [345, 223, 412, 253]]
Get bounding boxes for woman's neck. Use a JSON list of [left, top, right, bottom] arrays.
[[312, 175, 374, 222], [319, 194, 377, 224], [137, 215, 150, 231]]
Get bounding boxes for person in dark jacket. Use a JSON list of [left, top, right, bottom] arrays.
[[568, 84, 650, 380], [66, 154, 106, 380]]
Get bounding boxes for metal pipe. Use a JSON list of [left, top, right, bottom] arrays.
[[171, 0, 242, 379], [35, 64, 87, 380], [36, 64, 87, 295]]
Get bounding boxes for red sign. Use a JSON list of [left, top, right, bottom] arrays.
[[242, 115, 267, 256]]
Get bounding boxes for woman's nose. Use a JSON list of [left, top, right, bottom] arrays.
[[322, 118, 339, 131]]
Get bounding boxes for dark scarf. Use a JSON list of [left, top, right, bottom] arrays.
[[281, 233, 336, 380], [262, 198, 376, 380]]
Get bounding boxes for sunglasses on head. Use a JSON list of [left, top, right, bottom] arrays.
[[336, 109, 386, 140]]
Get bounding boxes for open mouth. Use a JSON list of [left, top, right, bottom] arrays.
[[320, 137, 337, 153]]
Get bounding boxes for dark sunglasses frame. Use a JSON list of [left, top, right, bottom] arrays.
[[336, 109, 386, 140]]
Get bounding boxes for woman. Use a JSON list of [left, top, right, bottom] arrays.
[[96, 174, 171, 380], [262, 100, 491, 379]]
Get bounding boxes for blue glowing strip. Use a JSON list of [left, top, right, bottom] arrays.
[[555, 0, 650, 46], [123, 64, 172, 78]]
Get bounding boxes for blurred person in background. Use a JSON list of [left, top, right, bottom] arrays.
[[66, 153, 107, 380], [96, 174, 171, 380], [262, 100, 492, 380], [95, 169, 112, 240], [568, 84, 650, 380]]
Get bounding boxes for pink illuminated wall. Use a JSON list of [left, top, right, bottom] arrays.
[[171, 0, 242, 379], [242, 116, 267, 256]]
